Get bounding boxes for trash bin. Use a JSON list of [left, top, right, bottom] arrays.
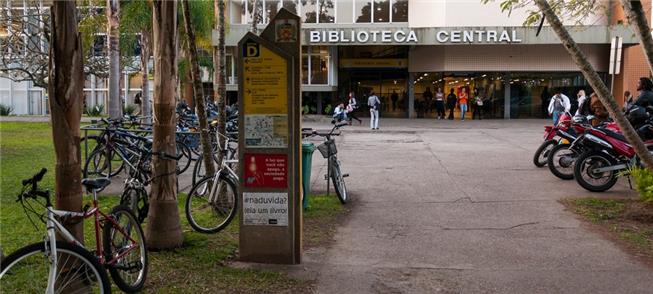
[[302, 141, 316, 209]]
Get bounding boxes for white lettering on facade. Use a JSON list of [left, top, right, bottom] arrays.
[[487, 31, 497, 42], [394, 30, 406, 42], [306, 29, 520, 44], [499, 30, 510, 42], [310, 31, 321, 43], [357, 31, 369, 42], [450, 31, 461, 42], [370, 31, 380, 42], [436, 31, 449, 43], [328, 31, 338, 42], [512, 30, 522, 42], [382, 31, 391, 42], [406, 30, 418, 42], [476, 30, 485, 42], [463, 31, 474, 43]]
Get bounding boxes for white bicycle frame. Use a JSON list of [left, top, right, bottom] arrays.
[[43, 207, 88, 294]]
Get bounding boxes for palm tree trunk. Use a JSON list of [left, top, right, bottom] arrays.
[[535, 0, 653, 169], [147, 0, 183, 249], [181, 0, 216, 178], [141, 30, 152, 124], [107, 0, 122, 119], [621, 0, 653, 75], [214, 0, 226, 165], [49, 1, 84, 241]]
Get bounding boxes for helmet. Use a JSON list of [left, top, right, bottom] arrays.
[[627, 106, 649, 128]]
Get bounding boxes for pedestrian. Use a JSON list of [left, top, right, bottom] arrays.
[[435, 87, 445, 119], [589, 92, 609, 125], [332, 102, 347, 123], [633, 77, 653, 110], [459, 87, 469, 121], [446, 88, 457, 120], [547, 91, 571, 125], [472, 88, 483, 120], [347, 92, 362, 125], [368, 91, 381, 130], [623, 90, 634, 112], [134, 92, 142, 115], [575, 89, 590, 116], [391, 90, 399, 111], [423, 87, 433, 114]]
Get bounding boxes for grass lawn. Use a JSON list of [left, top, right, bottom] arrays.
[[563, 198, 653, 265], [1, 121, 346, 292]]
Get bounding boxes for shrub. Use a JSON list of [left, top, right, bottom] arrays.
[[124, 104, 137, 116], [0, 104, 13, 116], [631, 167, 653, 203], [323, 104, 332, 115], [84, 105, 104, 117]]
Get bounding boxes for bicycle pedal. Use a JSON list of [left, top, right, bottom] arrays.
[[342, 174, 349, 178]]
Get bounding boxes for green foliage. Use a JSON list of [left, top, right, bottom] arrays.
[[178, 0, 216, 51], [482, 0, 608, 27], [567, 198, 626, 223], [0, 104, 13, 116], [302, 105, 317, 115], [324, 104, 332, 115], [632, 167, 653, 202], [120, 0, 153, 70], [84, 104, 105, 117], [123, 104, 137, 115]]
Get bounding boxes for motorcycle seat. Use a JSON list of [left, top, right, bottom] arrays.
[[599, 128, 627, 142]]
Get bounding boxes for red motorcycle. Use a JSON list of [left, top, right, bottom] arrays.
[[533, 112, 572, 167]]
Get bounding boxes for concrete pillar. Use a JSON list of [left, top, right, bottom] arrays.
[[504, 73, 511, 119], [408, 73, 415, 118], [316, 92, 323, 115]]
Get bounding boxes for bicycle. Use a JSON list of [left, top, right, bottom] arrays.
[[0, 169, 148, 293], [185, 131, 239, 234], [303, 122, 349, 204]]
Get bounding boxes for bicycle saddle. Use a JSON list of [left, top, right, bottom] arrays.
[[81, 178, 111, 192]]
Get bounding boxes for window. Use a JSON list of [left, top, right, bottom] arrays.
[[336, 0, 353, 23], [265, 0, 280, 23], [300, 0, 316, 23], [282, 0, 298, 14], [302, 46, 329, 85], [392, 0, 407, 22], [374, 0, 389, 22], [318, 0, 335, 23], [355, 0, 371, 23]]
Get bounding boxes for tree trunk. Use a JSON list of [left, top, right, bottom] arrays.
[[621, 0, 653, 76], [107, 0, 122, 119], [214, 0, 226, 165], [49, 2, 84, 241], [250, 0, 258, 34], [535, 0, 653, 169], [182, 0, 216, 178], [147, 0, 183, 250], [141, 29, 152, 125]]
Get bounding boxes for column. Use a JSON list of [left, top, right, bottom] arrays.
[[316, 92, 323, 115], [504, 73, 511, 119], [408, 73, 415, 118]]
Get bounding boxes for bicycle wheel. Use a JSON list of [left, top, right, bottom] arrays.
[[120, 185, 149, 224], [83, 147, 124, 178], [102, 205, 148, 292], [191, 153, 218, 187], [1, 241, 111, 293], [330, 157, 348, 204], [176, 141, 192, 175], [186, 174, 238, 234]]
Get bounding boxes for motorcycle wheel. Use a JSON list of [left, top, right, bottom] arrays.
[[533, 140, 557, 167], [547, 143, 576, 180], [573, 150, 619, 192]]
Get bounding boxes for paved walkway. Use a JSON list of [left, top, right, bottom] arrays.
[[301, 118, 653, 293]]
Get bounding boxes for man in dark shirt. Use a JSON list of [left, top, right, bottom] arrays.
[[633, 77, 653, 110], [446, 88, 457, 120]]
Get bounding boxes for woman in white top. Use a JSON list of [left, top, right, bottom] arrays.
[[575, 89, 589, 116]]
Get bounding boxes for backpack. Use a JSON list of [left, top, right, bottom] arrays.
[[553, 97, 565, 112]]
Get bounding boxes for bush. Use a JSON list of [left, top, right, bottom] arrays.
[[0, 104, 13, 116], [124, 104, 137, 116], [323, 104, 332, 115], [631, 167, 653, 202], [84, 105, 104, 117]]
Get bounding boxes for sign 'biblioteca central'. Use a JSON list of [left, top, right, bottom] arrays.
[[308, 28, 523, 44]]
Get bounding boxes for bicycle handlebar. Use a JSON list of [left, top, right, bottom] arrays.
[[18, 168, 51, 205], [22, 168, 47, 187]]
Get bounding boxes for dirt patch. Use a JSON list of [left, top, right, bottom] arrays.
[[562, 198, 653, 267], [303, 194, 353, 249]]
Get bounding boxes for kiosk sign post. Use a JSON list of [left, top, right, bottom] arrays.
[[237, 9, 302, 264]]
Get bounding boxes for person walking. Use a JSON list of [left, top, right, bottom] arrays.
[[575, 89, 590, 116], [446, 88, 457, 120], [347, 92, 362, 125], [459, 88, 469, 121], [472, 89, 484, 120], [423, 87, 433, 115], [368, 91, 381, 130], [391, 90, 399, 111], [547, 91, 571, 125], [435, 88, 445, 119]]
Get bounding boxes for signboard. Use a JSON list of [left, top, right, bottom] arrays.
[[339, 58, 408, 69], [243, 154, 288, 189], [243, 45, 288, 115], [244, 115, 288, 148], [243, 192, 289, 226]]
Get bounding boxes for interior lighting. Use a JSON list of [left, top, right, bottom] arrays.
[[482, 74, 487, 77], [464, 78, 469, 81], [424, 73, 429, 76]]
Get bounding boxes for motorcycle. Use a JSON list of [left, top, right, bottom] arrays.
[[533, 112, 572, 167]]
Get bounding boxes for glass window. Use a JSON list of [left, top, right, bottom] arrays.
[[310, 54, 328, 84], [355, 0, 371, 23], [336, 0, 353, 23], [302, 55, 309, 84], [374, 0, 389, 22], [391, 0, 408, 22], [282, 0, 298, 15], [300, 0, 316, 23], [247, 0, 262, 24], [226, 54, 234, 84], [302, 46, 329, 85], [318, 0, 335, 23], [265, 0, 280, 23], [230, 0, 244, 24]]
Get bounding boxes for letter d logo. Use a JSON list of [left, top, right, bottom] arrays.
[[244, 42, 259, 57]]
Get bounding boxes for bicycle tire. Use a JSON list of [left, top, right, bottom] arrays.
[[533, 139, 557, 167], [191, 153, 218, 187], [120, 186, 149, 224], [1, 241, 111, 294], [330, 157, 348, 204], [83, 147, 125, 179], [102, 205, 148, 293], [547, 143, 575, 180], [176, 141, 192, 175], [185, 174, 238, 234]]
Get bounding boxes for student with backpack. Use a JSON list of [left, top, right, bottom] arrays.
[[547, 91, 571, 125]]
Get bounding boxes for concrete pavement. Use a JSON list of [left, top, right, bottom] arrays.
[[300, 118, 653, 293]]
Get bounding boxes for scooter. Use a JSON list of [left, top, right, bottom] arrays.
[[533, 112, 572, 167]]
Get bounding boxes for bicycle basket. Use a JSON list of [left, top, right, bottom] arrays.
[[317, 139, 337, 158]]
